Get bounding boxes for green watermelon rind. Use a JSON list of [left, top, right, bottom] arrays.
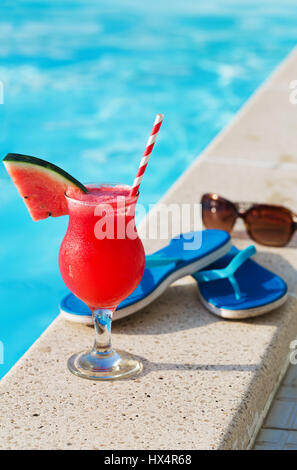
[[3, 153, 88, 193]]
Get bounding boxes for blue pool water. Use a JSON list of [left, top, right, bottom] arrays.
[[0, 0, 297, 378]]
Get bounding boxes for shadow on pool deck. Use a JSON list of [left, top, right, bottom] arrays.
[[132, 355, 259, 379]]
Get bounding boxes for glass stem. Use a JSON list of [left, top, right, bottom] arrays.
[[91, 308, 115, 355]]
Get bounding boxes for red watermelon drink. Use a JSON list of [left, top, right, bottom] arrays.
[[59, 183, 145, 380]]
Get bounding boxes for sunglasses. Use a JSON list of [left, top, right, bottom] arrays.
[[201, 193, 297, 247]]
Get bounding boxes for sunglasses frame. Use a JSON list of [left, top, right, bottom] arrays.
[[201, 193, 297, 247]]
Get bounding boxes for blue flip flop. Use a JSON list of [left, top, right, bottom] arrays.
[[193, 245, 288, 320], [60, 229, 232, 324]]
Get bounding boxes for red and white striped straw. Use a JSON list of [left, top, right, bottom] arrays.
[[129, 113, 164, 197]]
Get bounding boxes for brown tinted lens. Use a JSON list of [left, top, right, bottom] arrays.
[[201, 194, 237, 232], [245, 205, 293, 246]]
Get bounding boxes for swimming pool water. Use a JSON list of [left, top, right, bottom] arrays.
[[1, 0, 297, 378]]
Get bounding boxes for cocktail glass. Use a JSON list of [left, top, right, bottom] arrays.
[[59, 183, 145, 380]]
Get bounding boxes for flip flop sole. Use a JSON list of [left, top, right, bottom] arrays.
[[194, 245, 288, 320], [197, 284, 288, 320]]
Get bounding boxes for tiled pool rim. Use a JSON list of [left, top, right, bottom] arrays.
[[0, 47, 297, 450]]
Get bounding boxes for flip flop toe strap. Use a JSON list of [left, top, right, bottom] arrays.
[[193, 245, 256, 300]]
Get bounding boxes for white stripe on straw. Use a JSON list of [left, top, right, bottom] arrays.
[[129, 113, 164, 197]]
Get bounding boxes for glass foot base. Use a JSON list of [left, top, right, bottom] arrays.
[[67, 349, 143, 381]]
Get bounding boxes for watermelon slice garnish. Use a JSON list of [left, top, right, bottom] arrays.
[[3, 153, 88, 221]]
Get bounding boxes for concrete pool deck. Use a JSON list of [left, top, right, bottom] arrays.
[[1, 48, 297, 450]]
